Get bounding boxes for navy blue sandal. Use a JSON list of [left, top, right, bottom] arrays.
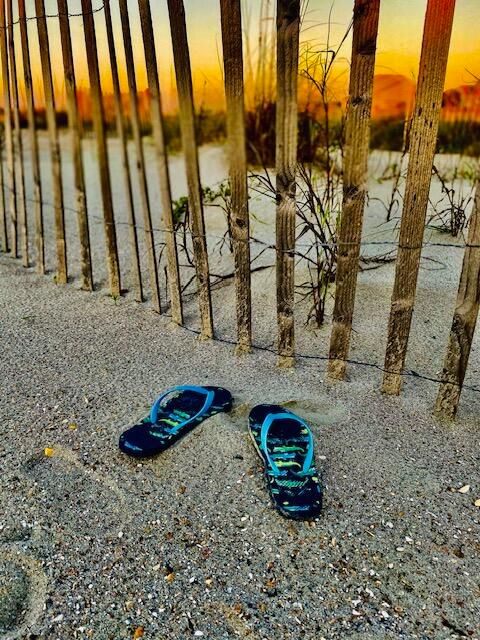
[[249, 404, 322, 519], [119, 385, 232, 457]]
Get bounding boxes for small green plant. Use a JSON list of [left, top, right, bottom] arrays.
[[170, 182, 235, 280], [172, 196, 189, 227]]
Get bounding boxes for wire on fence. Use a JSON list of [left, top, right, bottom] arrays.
[[4, 177, 478, 393], [0, 2, 105, 28], [178, 324, 480, 394], [2, 217, 478, 396], [1, 183, 479, 252], [2, 163, 479, 398], [0, 0, 476, 423]]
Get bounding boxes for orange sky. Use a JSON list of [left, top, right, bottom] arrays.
[[7, 0, 480, 114]]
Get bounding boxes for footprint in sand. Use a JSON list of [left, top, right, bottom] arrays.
[[21, 445, 130, 539], [0, 559, 28, 635], [0, 446, 130, 638], [280, 398, 349, 426], [0, 474, 47, 639], [230, 397, 349, 427], [0, 549, 47, 640]]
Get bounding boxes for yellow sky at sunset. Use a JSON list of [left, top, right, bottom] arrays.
[[9, 0, 480, 113]]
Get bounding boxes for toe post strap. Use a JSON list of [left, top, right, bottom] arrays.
[[149, 385, 215, 428], [260, 412, 315, 477]]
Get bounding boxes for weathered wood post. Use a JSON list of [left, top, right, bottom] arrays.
[[58, 0, 93, 291], [382, 0, 456, 395], [103, 0, 143, 303], [36, 0, 67, 283], [118, 0, 161, 314], [167, 0, 214, 339], [435, 183, 480, 419], [0, 138, 6, 253], [7, 0, 28, 267], [328, 0, 380, 379], [220, 0, 252, 353], [19, 0, 44, 273], [276, 0, 300, 367], [0, 0, 15, 257], [81, 0, 121, 297], [138, 0, 183, 325]]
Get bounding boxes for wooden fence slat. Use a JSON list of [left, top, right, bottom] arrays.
[[18, 0, 44, 273], [434, 183, 480, 419], [167, 0, 214, 339], [81, 0, 121, 297], [276, 0, 300, 367], [138, 0, 183, 325], [382, 0, 456, 395], [103, 0, 143, 304], [0, 0, 16, 257], [58, 0, 93, 291], [328, 0, 380, 380], [118, 0, 161, 314], [0, 139, 7, 252], [35, 0, 67, 284], [220, 0, 252, 353], [7, 0, 28, 267]]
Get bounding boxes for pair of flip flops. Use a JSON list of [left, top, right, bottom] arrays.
[[119, 385, 322, 520]]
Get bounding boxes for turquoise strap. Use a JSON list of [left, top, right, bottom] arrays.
[[260, 412, 314, 477], [149, 385, 214, 430]]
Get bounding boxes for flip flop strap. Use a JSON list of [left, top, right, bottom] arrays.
[[260, 412, 314, 477], [149, 385, 214, 429]]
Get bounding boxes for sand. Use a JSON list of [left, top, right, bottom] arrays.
[[0, 135, 479, 639]]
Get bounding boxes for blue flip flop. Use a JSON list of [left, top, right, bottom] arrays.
[[119, 385, 232, 458], [249, 404, 323, 520]]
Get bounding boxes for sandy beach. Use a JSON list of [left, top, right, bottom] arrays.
[[1, 135, 479, 639]]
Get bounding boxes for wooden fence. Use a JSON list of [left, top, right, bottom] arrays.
[[0, 0, 478, 420]]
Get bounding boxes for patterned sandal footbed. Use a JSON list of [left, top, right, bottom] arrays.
[[119, 386, 233, 458], [249, 404, 322, 520]]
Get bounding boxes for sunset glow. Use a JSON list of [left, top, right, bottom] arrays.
[[5, 0, 480, 117]]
